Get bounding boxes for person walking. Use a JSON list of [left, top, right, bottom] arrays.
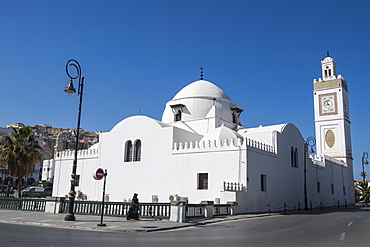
[[127, 193, 140, 220]]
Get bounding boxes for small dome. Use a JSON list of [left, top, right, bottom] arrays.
[[173, 80, 231, 101], [201, 125, 243, 142]]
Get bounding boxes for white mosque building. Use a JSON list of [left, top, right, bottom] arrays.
[[45, 55, 354, 213]]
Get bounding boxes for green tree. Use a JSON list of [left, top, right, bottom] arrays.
[[0, 126, 41, 197]]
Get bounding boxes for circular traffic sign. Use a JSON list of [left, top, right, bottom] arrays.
[[94, 168, 105, 180]]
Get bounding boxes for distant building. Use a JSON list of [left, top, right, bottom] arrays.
[[0, 123, 99, 187], [48, 55, 354, 213], [354, 180, 370, 186], [6, 123, 25, 129]]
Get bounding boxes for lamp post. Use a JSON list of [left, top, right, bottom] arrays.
[[304, 136, 315, 211], [64, 59, 85, 221], [361, 151, 369, 205]]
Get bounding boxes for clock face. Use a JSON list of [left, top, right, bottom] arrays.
[[319, 93, 337, 115], [323, 99, 334, 110]]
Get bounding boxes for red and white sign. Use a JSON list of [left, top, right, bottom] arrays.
[[94, 168, 105, 180]]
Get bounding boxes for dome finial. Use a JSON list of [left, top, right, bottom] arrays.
[[200, 67, 204, 80], [326, 51, 330, 57]]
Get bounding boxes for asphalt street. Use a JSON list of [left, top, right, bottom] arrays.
[[0, 206, 369, 246]]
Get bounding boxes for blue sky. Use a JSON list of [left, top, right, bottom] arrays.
[[1, 1, 370, 179]]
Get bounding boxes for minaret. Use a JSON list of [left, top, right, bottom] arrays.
[[313, 53, 352, 165]]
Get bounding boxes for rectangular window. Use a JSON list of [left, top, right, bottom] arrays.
[[331, 184, 334, 194], [317, 182, 321, 193], [261, 174, 266, 191], [75, 175, 80, 187], [197, 173, 208, 190]]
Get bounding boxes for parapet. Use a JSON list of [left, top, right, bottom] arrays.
[[173, 137, 275, 154], [56, 148, 99, 159]]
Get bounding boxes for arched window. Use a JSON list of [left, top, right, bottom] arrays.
[[291, 147, 298, 168], [232, 112, 237, 124], [291, 147, 294, 167], [231, 107, 243, 125], [294, 148, 298, 168], [124, 140, 133, 162], [175, 110, 181, 122], [133, 139, 142, 162], [170, 104, 185, 122]]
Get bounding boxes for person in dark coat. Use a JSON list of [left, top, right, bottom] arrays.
[[127, 193, 140, 220]]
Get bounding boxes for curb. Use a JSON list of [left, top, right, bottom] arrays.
[[0, 213, 277, 233]]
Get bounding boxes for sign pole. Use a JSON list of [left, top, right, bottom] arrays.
[[97, 169, 107, 227]]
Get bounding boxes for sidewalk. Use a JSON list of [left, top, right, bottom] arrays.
[[0, 210, 273, 232]]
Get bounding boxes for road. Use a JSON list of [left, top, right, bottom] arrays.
[[2, 207, 370, 247]]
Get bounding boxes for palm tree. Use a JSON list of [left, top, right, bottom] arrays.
[[357, 171, 370, 204], [0, 126, 41, 197]]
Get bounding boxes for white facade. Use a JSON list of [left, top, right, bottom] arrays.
[[49, 56, 355, 213]]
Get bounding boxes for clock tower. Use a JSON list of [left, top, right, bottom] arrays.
[[313, 53, 352, 165]]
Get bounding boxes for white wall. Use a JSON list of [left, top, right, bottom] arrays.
[[50, 118, 354, 214]]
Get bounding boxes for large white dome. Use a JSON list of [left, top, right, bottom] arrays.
[[161, 79, 241, 135], [172, 80, 231, 101]]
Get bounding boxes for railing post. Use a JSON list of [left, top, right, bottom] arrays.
[[337, 200, 340, 209], [227, 201, 238, 215], [320, 201, 323, 211], [201, 201, 214, 218], [284, 202, 286, 214], [170, 201, 186, 223], [298, 201, 300, 212], [18, 198, 22, 210], [310, 201, 312, 211], [268, 201, 270, 214]]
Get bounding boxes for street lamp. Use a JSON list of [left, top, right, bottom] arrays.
[[361, 151, 369, 205], [304, 136, 316, 211], [64, 59, 85, 221]]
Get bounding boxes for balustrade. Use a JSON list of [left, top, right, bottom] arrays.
[[223, 181, 244, 191]]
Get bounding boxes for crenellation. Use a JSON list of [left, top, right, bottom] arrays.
[[245, 137, 275, 154], [56, 148, 99, 158], [173, 137, 275, 154]]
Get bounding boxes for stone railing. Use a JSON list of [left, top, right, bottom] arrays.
[[60, 200, 171, 219], [0, 197, 239, 223], [173, 138, 243, 151], [245, 138, 275, 153], [223, 181, 244, 191], [0, 197, 45, 211], [173, 137, 275, 154]]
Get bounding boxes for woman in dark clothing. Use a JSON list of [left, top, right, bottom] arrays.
[[127, 193, 140, 220]]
